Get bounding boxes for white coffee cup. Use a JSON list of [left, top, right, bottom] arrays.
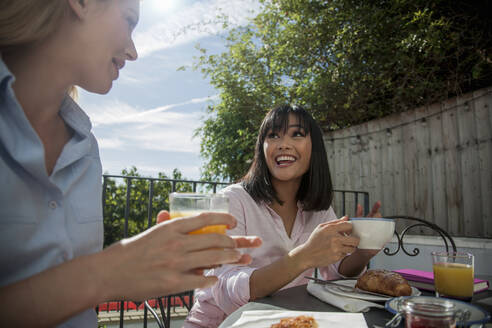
[[350, 218, 395, 249]]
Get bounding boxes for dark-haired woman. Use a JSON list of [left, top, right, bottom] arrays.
[[184, 105, 381, 328]]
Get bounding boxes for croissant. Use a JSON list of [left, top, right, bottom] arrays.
[[356, 269, 412, 296]]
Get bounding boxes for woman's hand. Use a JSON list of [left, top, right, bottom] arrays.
[[98, 210, 261, 302], [356, 200, 382, 218], [291, 217, 359, 270]]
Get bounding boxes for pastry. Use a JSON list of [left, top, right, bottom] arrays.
[[355, 269, 412, 296], [270, 315, 318, 328]]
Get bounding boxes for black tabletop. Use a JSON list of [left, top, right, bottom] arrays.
[[219, 284, 492, 327]]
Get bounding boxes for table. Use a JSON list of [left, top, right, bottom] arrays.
[[219, 284, 492, 327]]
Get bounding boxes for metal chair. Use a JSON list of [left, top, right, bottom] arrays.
[[380, 215, 456, 257]]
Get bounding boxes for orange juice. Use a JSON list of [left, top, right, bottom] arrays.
[[170, 211, 227, 235], [433, 262, 474, 299]]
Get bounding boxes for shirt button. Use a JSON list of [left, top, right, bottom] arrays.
[[48, 201, 58, 209]]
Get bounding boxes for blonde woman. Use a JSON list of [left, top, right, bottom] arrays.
[[0, 1, 260, 327]]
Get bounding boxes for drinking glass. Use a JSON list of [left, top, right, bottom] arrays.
[[169, 193, 229, 234], [431, 251, 474, 301]]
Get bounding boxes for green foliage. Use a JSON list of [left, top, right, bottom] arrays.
[[194, 0, 492, 181], [102, 167, 192, 247]]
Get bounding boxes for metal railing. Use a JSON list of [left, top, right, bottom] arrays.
[[98, 175, 230, 328], [98, 175, 370, 327]]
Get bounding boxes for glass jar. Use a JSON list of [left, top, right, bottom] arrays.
[[396, 296, 469, 328]]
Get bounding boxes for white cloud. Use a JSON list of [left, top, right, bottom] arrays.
[[95, 117, 201, 153], [87, 95, 217, 127], [97, 137, 125, 149], [89, 96, 217, 155], [135, 0, 262, 57]]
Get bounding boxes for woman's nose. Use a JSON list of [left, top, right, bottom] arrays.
[[126, 38, 138, 61], [277, 136, 292, 150]]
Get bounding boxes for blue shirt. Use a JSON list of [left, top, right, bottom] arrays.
[[0, 58, 103, 327]]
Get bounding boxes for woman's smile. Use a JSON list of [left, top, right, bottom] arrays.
[[275, 154, 297, 167]]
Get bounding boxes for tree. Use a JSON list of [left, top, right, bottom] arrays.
[[102, 167, 192, 247], [194, 0, 492, 181]]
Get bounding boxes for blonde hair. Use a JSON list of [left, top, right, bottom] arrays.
[[0, 0, 69, 52], [0, 1, 79, 99]]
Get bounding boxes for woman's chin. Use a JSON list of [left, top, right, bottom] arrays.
[[82, 82, 113, 95]]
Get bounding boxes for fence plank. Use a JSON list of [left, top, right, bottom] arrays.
[[367, 119, 382, 217], [457, 92, 482, 236], [388, 113, 406, 232], [401, 109, 417, 220], [380, 125, 392, 215], [349, 125, 362, 216], [428, 103, 448, 232], [325, 134, 338, 211], [358, 122, 371, 214], [336, 129, 349, 215], [415, 105, 434, 234], [441, 96, 462, 235], [474, 88, 492, 238]]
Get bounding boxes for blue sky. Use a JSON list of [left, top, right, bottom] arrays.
[[79, 0, 261, 179]]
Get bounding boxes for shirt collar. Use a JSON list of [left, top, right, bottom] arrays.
[[59, 94, 92, 139], [0, 54, 15, 90]]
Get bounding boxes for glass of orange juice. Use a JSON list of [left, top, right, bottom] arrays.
[[169, 193, 229, 234], [431, 251, 474, 301]]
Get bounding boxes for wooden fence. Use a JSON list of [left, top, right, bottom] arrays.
[[324, 87, 492, 238]]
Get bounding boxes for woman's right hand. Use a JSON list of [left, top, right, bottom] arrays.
[[291, 217, 359, 270], [97, 211, 261, 302]]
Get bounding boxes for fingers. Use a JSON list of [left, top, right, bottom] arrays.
[[354, 201, 382, 217], [235, 253, 253, 265], [340, 245, 357, 255], [172, 212, 237, 234], [231, 236, 262, 248], [156, 210, 170, 224], [319, 216, 349, 227], [182, 234, 262, 253], [318, 217, 352, 235], [186, 252, 253, 275], [331, 221, 353, 234], [367, 201, 382, 217], [356, 204, 363, 217], [180, 233, 237, 251], [341, 235, 359, 247], [183, 248, 243, 271]]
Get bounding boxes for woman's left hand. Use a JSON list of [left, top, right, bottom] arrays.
[[356, 200, 382, 218]]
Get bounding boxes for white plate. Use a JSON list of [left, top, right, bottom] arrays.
[[230, 310, 368, 328], [385, 296, 491, 326], [324, 280, 421, 302]]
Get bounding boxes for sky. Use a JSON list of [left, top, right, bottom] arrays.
[[79, 0, 262, 180]]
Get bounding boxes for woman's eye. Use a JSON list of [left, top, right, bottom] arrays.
[[267, 132, 279, 139], [293, 130, 305, 137], [127, 18, 136, 30]]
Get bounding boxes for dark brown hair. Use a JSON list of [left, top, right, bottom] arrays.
[[241, 105, 333, 210]]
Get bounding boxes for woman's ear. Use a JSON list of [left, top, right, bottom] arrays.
[[67, 0, 90, 20]]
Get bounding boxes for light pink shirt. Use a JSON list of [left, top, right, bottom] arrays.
[[184, 184, 345, 328]]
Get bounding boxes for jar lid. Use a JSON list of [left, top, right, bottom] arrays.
[[400, 296, 456, 317]]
